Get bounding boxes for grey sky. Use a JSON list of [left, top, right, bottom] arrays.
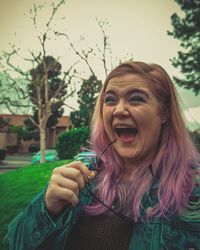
[[0, 0, 199, 128]]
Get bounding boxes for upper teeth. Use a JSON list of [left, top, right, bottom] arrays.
[[115, 126, 130, 128]]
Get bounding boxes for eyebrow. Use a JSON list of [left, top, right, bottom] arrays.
[[105, 88, 150, 98]]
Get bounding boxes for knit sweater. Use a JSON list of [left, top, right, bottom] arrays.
[[65, 214, 133, 250]]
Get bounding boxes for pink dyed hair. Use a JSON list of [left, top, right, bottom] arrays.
[[85, 61, 199, 221]]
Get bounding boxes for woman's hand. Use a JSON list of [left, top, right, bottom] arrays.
[[45, 161, 91, 216]]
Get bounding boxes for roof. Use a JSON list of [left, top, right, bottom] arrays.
[[0, 114, 71, 128], [57, 116, 71, 127]]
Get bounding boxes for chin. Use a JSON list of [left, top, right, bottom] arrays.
[[116, 150, 139, 161]]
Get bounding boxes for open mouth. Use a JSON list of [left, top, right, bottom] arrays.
[[115, 127, 138, 141]]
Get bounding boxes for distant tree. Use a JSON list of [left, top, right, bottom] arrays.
[[0, 1, 77, 162], [9, 125, 31, 149], [168, 0, 200, 95], [70, 75, 102, 127], [27, 55, 70, 146]]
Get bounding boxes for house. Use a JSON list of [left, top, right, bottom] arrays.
[[0, 114, 72, 152]]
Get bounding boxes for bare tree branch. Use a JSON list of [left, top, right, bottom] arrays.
[[55, 18, 114, 79], [63, 102, 76, 111], [55, 31, 96, 77], [29, 3, 38, 29], [38, 33, 47, 57], [28, 116, 39, 128], [3, 49, 28, 77], [47, 0, 65, 27], [95, 17, 110, 76]]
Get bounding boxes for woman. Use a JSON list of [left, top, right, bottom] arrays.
[[8, 61, 200, 250]]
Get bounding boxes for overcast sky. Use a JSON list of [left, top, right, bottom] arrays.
[[0, 0, 199, 129]]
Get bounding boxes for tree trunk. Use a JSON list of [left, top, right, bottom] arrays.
[[40, 125, 46, 163]]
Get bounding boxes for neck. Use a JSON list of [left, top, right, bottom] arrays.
[[122, 158, 153, 179]]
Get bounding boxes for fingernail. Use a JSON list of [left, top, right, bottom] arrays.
[[87, 170, 97, 182]]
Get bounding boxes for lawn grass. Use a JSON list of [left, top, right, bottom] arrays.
[[0, 160, 71, 250]]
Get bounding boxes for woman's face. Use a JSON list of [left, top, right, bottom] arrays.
[[102, 74, 164, 168]]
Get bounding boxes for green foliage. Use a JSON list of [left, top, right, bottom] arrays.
[[190, 130, 200, 152], [0, 149, 6, 160], [6, 145, 19, 154], [70, 109, 90, 128], [70, 75, 102, 127], [21, 56, 67, 144], [28, 143, 40, 153], [9, 125, 36, 147], [23, 119, 40, 141], [168, 0, 200, 95], [0, 159, 71, 250], [0, 117, 9, 131], [56, 127, 90, 159], [9, 125, 23, 135], [28, 56, 65, 129], [9, 125, 29, 139]]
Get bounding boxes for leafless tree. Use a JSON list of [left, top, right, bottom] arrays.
[[0, 0, 77, 163]]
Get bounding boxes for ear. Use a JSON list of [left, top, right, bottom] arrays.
[[161, 108, 169, 124], [161, 112, 169, 124], [159, 107, 169, 124], [161, 116, 168, 124]]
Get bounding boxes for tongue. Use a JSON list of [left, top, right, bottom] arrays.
[[120, 130, 136, 142]]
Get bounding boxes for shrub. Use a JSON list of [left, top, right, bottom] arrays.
[[6, 145, 19, 154], [57, 127, 90, 159], [28, 143, 40, 153], [0, 149, 6, 160], [190, 130, 200, 152]]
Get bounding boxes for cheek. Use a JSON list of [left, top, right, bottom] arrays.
[[103, 105, 113, 120], [135, 110, 162, 133], [102, 108, 110, 131], [102, 107, 113, 131]]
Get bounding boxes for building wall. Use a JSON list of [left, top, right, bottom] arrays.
[[0, 129, 68, 152], [20, 139, 40, 153], [0, 132, 39, 152], [0, 114, 70, 152], [0, 132, 7, 149], [0, 132, 17, 149]]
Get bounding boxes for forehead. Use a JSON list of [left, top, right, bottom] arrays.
[[106, 74, 152, 92]]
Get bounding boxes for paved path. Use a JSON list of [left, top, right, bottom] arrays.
[[0, 153, 32, 174]]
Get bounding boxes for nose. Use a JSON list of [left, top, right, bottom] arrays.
[[113, 101, 129, 116]]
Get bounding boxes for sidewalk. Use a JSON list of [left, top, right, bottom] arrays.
[[0, 153, 32, 174]]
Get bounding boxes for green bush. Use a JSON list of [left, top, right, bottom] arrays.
[[0, 149, 6, 160], [6, 145, 19, 154], [56, 127, 90, 159], [190, 130, 200, 152], [28, 143, 40, 153]]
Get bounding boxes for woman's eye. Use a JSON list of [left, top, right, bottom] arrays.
[[129, 95, 146, 103], [104, 95, 117, 104]]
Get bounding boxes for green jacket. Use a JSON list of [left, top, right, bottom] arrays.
[[8, 153, 200, 250]]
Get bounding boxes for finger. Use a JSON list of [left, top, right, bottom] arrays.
[[55, 175, 80, 195], [56, 167, 86, 190], [49, 185, 79, 207], [63, 161, 91, 182]]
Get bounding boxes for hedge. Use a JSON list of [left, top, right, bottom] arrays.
[[56, 127, 90, 159], [6, 145, 19, 154], [190, 130, 200, 152], [28, 144, 40, 153], [0, 149, 6, 161]]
